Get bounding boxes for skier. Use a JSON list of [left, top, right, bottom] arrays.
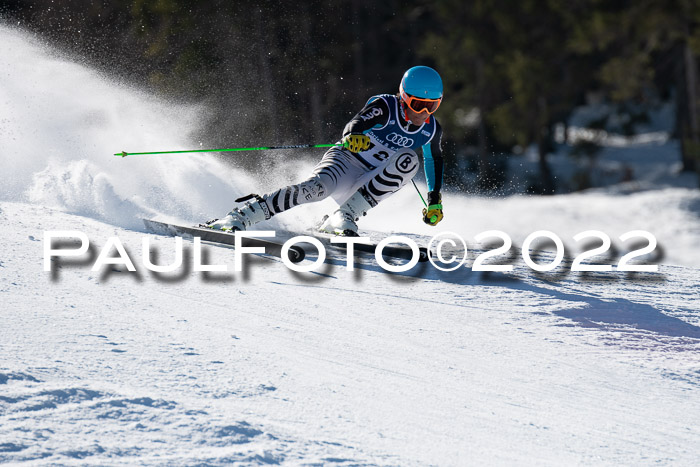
[[206, 65, 445, 236]]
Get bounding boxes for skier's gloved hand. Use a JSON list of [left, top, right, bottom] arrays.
[[342, 133, 371, 153], [422, 191, 443, 226]]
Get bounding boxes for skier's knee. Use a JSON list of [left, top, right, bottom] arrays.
[[299, 175, 330, 202]]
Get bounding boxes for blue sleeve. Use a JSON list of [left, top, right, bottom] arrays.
[[422, 121, 444, 193]]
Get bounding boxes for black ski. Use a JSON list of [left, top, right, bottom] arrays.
[[329, 240, 430, 263], [309, 233, 430, 263], [142, 219, 305, 263]]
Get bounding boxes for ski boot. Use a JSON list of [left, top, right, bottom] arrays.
[[203, 194, 271, 232], [318, 190, 373, 237]]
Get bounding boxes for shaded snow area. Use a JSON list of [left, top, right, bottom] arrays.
[[2, 24, 700, 465]]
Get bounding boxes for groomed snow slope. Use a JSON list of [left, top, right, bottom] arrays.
[[1, 24, 700, 465], [1, 202, 700, 465]]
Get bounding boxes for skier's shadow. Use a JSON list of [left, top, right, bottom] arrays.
[[503, 277, 700, 340], [440, 270, 698, 342], [337, 245, 699, 342]]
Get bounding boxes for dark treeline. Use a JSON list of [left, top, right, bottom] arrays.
[[3, 0, 700, 191]]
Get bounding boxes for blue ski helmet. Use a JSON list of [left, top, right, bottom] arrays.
[[399, 66, 443, 100]]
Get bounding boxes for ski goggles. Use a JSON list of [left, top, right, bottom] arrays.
[[400, 88, 442, 114]]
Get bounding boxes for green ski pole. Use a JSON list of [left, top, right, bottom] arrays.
[[114, 143, 343, 158], [412, 180, 439, 224], [412, 179, 428, 207]]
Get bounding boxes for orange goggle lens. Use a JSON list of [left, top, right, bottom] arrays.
[[400, 90, 442, 114]]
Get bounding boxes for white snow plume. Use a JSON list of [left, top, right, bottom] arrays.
[[27, 160, 147, 229], [0, 25, 259, 228]]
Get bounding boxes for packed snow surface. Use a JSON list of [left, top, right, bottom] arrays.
[[1, 24, 699, 465]]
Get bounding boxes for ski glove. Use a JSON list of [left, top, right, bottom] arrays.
[[422, 191, 443, 226], [342, 133, 371, 153]]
